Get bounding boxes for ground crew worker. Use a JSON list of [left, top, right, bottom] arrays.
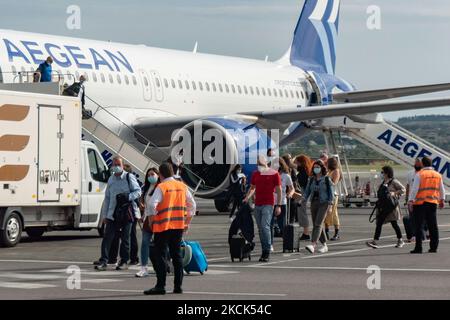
[[409, 156, 445, 254], [143, 162, 196, 295]]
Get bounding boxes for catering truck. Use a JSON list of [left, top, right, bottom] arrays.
[[0, 89, 109, 247]]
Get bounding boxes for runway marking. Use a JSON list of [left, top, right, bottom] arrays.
[[0, 273, 63, 280], [0, 281, 57, 289], [79, 288, 286, 297], [0, 259, 91, 265], [209, 264, 450, 273]]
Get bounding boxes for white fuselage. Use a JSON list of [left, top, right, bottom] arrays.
[[0, 29, 309, 131]]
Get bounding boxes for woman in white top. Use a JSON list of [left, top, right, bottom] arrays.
[[135, 167, 160, 278], [271, 158, 294, 250]]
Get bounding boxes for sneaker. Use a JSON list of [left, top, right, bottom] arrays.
[[135, 270, 149, 278], [95, 263, 107, 271], [299, 234, 311, 241], [93, 260, 101, 266], [428, 249, 437, 253], [116, 262, 129, 270], [330, 234, 340, 241], [395, 239, 405, 248], [318, 244, 328, 253], [366, 240, 379, 249], [270, 245, 274, 252], [410, 249, 422, 254], [305, 244, 315, 254]]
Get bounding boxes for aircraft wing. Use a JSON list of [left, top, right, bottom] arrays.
[[240, 96, 450, 123], [133, 96, 450, 146], [332, 83, 450, 103]]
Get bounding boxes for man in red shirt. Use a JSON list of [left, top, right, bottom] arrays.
[[243, 155, 282, 262]]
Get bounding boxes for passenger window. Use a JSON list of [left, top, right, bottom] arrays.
[[231, 84, 236, 93], [75, 71, 80, 81], [87, 149, 110, 183], [132, 75, 137, 85], [255, 87, 260, 95], [295, 91, 299, 99], [237, 85, 242, 94], [92, 72, 97, 82], [144, 77, 149, 87], [301, 91, 304, 99], [125, 75, 130, 85], [225, 84, 229, 93], [284, 89, 289, 98], [155, 78, 161, 87], [243, 86, 248, 95], [279, 89, 283, 97], [273, 89, 277, 97], [185, 80, 190, 90], [178, 80, 183, 89], [205, 82, 210, 91], [192, 81, 197, 90], [109, 74, 114, 83], [250, 87, 254, 95], [117, 74, 122, 84], [267, 88, 271, 96], [100, 73, 106, 83], [11, 65, 17, 75], [164, 79, 169, 88], [171, 79, 176, 88], [219, 83, 223, 92], [212, 83, 216, 92], [261, 87, 265, 96], [198, 81, 203, 91]]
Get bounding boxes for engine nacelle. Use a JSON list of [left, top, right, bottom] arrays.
[[170, 117, 277, 198]]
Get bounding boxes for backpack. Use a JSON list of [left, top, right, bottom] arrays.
[[63, 82, 82, 97], [112, 173, 136, 227]]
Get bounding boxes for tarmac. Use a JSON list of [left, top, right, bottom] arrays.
[[1, 198, 450, 300]]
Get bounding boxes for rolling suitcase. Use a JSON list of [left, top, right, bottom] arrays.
[[229, 234, 252, 262], [183, 241, 208, 275], [283, 200, 300, 253]]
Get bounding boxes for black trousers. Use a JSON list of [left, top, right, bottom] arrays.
[[413, 203, 439, 251], [153, 229, 184, 289], [374, 210, 402, 240], [100, 220, 132, 264]]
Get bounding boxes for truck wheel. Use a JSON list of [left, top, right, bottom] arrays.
[[26, 227, 46, 239], [0, 212, 22, 247], [214, 198, 232, 213]]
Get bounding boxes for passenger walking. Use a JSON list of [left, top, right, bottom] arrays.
[[409, 157, 445, 254], [324, 157, 341, 241], [271, 157, 294, 248], [243, 155, 282, 262], [366, 166, 405, 249], [37, 56, 53, 82], [63, 75, 91, 119], [95, 156, 142, 271], [282, 154, 301, 225], [135, 168, 160, 278], [123, 164, 140, 265], [144, 162, 196, 295], [294, 155, 313, 240], [228, 164, 247, 220], [303, 160, 334, 254]]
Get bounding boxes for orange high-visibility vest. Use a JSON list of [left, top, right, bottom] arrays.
[[152, 179, 187, 233], [414, 168, 442, 205]]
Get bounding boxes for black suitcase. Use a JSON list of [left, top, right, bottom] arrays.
[[282, 201, 300, 253], [230, 235, 252, 262]]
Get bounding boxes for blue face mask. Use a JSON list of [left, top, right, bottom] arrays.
[[148, 176, 158, 184], [111, 166, 123, 174], [313, 167, 321, 175]]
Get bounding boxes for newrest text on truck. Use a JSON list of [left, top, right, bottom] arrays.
[[0, 89, 109, 247]]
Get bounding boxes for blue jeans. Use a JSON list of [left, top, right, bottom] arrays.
[[255, 205, 274, 253], [140, 229, 153, 267]]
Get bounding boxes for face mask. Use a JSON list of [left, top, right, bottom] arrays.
[[148, 176, 158, 184], [236, 170, 242, 174], [258, 166, 266, 173], [112, 166, 123, 174], [414, 166, 422, 172], [313, 167, 321, 175]]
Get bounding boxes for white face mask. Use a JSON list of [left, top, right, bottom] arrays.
[[258, 166, 266, 173]]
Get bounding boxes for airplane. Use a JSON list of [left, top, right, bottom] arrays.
[[1, 0, 450, 212]]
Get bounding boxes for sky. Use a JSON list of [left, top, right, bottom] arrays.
[[1, 0, 450, 120]]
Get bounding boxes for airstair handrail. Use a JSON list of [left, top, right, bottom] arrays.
[[85, 95, 207, 191]]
